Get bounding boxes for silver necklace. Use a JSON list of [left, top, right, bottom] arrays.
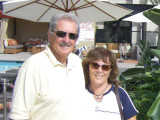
[[93, 85, 108, 99]]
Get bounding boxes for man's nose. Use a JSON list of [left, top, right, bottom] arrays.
[[62, 33, 70, 42]]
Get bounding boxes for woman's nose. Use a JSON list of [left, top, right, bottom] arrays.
[[97, 66, 103, 72]]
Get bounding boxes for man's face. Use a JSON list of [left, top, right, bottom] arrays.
[[48, 19, 78, 57]]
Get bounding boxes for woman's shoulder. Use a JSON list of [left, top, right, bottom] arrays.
[[118, 86, 128, 95], [110, 85, 130, 101], [115, 86, 134, 107]]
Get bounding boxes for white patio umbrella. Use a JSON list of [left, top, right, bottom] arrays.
[[123, 4, 160, 23], [123, 12, 152, 22], [2, 0, 133, 23]]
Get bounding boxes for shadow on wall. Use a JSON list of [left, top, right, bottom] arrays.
[[130, 45, 142, 60]]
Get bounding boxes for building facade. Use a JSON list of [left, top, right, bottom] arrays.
[[96, 0, 158, 46], [0, 0, 159, 58], [95, 0, 159, 59]]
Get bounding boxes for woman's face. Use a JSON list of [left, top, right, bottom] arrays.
[[89, 59, 111, 86]]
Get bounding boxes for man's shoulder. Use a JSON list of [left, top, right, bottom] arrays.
[[68, 53, 82, 67], [27, 51, 45, 61], [69, 53, 82, 61], [22, 52, 46, 66]]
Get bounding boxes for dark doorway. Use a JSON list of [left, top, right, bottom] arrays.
[[95, 21, 132, 44]]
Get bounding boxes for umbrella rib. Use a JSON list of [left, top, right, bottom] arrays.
[[102, 1, 132, 11], [36, 0, 62, 21], [70, 5, 92, 11], [70, 0, 79, 15], [69, 0, 95, 11], [4, 0, 40, 14], [69, 0, 80, 10], [58, 0, 69, 12], [84, 0, 117, 20], [68, 0, 117, 20], [4, 0, 132, 22], [36, 0, 69, 21], [66, 0, 68, 11], [100, 1, 133, 18], [40, 0, 79, 12], [56, 0, 77, 13], [43, 0, 65, 11]]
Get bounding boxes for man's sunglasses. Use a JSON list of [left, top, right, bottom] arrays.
[[90, 62, 112, 71], [53, 31, 79, 40]]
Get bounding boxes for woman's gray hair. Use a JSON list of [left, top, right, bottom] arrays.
[[49, 13, 80, 35]]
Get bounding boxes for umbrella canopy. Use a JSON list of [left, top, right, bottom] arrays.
[[123, 4, 160, 23], [0, 11, 13, 18], [123, 12, 152, 22], [2, 0, 133, 23], [143, 4, 160, 26]]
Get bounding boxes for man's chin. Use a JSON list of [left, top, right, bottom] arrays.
[[61, 46, 73, 51], [61, 46, 70, 49], [60, 49, 72, 55]]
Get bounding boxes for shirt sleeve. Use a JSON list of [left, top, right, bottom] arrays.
[[118, 87, 138, 120], [9, 61, 39, 119]]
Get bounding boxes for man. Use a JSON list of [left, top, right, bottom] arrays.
[[8, 13, 87, 120]]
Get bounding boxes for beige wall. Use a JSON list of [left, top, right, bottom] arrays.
[[15, 19, 48, 43], [6, 18, 95, 49]]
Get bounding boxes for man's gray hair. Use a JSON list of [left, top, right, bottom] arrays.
[[49, 13, 80, 35]]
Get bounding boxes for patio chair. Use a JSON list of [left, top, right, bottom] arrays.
[[107, 43, 120, 58], [25, 38, 46, 54], [3, 39, 24, 54]]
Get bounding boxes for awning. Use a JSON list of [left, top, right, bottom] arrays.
[[0, 10, 13, 18]]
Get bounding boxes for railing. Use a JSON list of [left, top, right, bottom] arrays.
[[0, 73, 16, 120], [0, 78, 9, 120]]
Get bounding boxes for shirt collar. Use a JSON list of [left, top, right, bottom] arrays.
[[44, 46, 76, 69]]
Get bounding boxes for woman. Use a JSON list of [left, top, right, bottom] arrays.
[[82, 47, 138, 120]]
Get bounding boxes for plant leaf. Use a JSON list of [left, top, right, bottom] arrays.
[[147, 92, 160, 120], [121, 68, 145, 76], [150, 49, 160, 59], [144, 8, 160, 26]]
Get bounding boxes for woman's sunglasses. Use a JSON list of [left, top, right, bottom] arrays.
[[53, 31, 79, 40], [90, 62, 112, 71]]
